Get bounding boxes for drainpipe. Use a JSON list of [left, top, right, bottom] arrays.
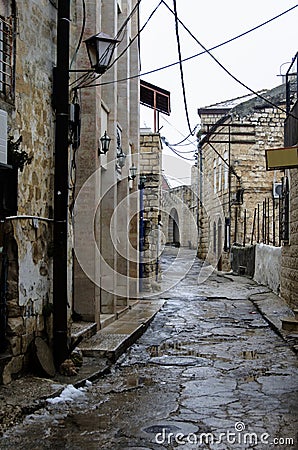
[[139, 183, 144, 292], [52, 0, 70, 367]]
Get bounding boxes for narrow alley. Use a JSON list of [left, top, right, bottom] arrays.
[[0, 248, 297, 450]]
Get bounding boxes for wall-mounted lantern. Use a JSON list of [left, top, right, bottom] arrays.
[[98, 131, 111, 155], [129, 164, 137, 180], [117, 148, 126, 168], [84, 32, 120, 74]]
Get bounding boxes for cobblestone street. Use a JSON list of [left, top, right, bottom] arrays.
[[1, 249, 297, 449]]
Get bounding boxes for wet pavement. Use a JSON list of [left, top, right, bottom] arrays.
[[0, 248, 297, 449]]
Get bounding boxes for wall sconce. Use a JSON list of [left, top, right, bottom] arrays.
[[84, 32, 120, 74], [117, 149, 127, 168], [98, 131, 111, 155], [129, 164, 137, 180]]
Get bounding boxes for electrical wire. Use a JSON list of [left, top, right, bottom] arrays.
[[75, 0, 144, 90], [76, 3, 298, 101], [162, 137, 196, 161], [70, 0, 86, 69], [172, 0, 193, 135], [160, 116, 198, 147], [167, 145, 196, 161], [107, 1, 162, 71], [161, 0, 298, 119]]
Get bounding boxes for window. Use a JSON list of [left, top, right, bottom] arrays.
[[224, 150, 228, 190], [213, 221, 217, 254], [218, 158, 222, 192], [213, 159, 217, 193]]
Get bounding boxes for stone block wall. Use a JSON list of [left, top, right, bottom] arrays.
[[0, 1, 59, 384], [139, 131, 162, 291]]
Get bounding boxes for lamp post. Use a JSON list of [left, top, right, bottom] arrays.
[[53, 0, 71, 367], [53, 2, 118, 368]]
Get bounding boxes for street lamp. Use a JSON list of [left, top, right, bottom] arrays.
[[117, 148, 127, 168], [129, 164, 137, 180], [98, 131, 111, 155], [84, 32, 120, 74]]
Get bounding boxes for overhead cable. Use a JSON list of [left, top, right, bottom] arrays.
[[172, 0, 193, 135], [78, 3, 298, 98], [161, 0, 298, 119]]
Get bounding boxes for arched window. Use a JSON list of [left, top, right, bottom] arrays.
[[213, 221, 216, 254]]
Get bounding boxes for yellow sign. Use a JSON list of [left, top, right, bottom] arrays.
[[266, 146, 298, 170]]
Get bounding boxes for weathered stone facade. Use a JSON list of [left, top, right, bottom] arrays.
[[197, 85, 286, 272], [73, 0, 140, 322], [0, 0, 140, 383], [281, 98, 298, 310], [0, 0, 58, 384], [139, 130, 162, 292]]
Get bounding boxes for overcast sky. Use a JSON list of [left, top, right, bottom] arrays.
[[139, 0, 298, 184]]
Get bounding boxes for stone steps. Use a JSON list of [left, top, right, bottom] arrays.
[[78, 299, 165, 361], [281, 317, 298, 332]]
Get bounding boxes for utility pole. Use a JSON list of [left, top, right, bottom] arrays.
[[53, 0, 70, 367]]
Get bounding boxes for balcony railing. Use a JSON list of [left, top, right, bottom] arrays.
[[0, 15, 14, 99]]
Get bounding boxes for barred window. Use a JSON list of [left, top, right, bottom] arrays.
[[0, 14, 14, 99]]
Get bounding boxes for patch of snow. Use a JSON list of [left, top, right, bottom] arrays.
[[46, 384, 87, 404]]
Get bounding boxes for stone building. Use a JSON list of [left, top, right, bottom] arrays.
[[139, 129, 162, 292], [280, 55, 298, 311], [197, 85, 286, 271], [0, 0, 140, 383]]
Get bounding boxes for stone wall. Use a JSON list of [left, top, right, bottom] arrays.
[[139, 131, 162, 292], [280, 168, 298, 309], [0, 0, 59, 384], [281, 98, 298, 309]]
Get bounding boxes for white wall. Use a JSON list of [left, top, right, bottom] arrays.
[[254, 243, 281, 294]]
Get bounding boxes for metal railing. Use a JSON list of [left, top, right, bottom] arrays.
[[0, 15, 14, 98]]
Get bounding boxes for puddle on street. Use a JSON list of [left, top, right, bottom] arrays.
[[147, 341, 231, 362], [125, 374, 154, 388], [241, 350, 259, 360], [148, 341, 202, 358]]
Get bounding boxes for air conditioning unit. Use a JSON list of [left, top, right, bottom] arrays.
[[273, 182, 282, 199], [0, 109, 7, 164]]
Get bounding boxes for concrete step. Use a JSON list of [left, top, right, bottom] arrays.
[[281, 317, 298, 332], [79, 299, 165, 361], [71, 321, 97, 345], [100, 314, 115, 329]]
